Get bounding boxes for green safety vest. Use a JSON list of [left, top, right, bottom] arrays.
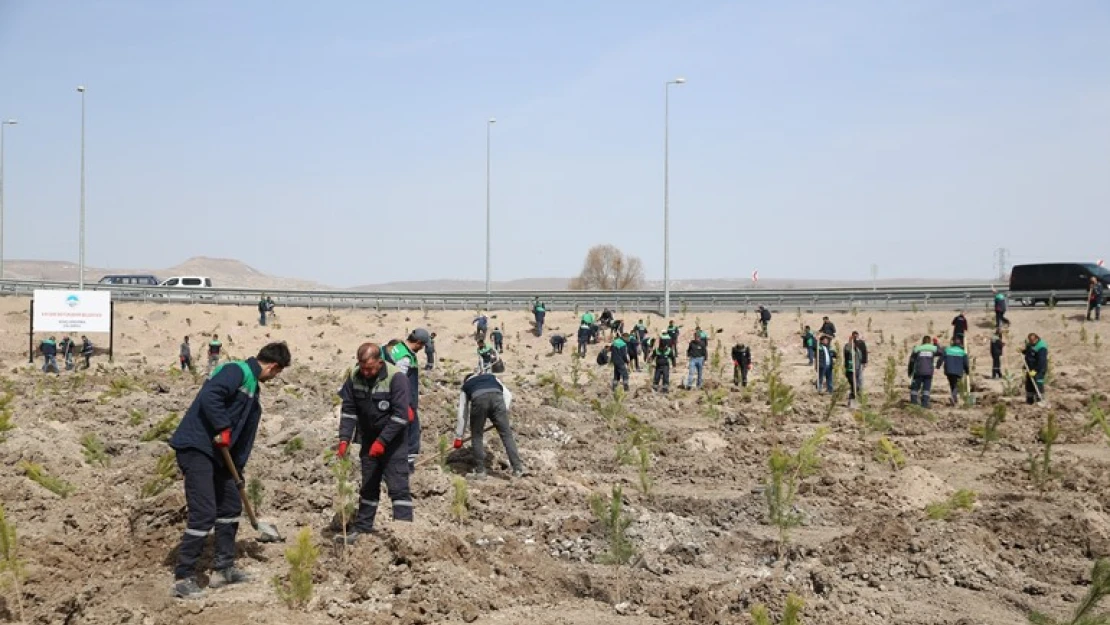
[[534, 303, 545, 312], [210, 361, 257, 397], [583, 313, 595, 324], [347, 362, 398, 395], [388, 342, 419, 368], [612, 338, 627, 350]]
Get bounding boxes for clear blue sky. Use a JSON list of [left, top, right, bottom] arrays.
[[1, 0, 1107, 287]]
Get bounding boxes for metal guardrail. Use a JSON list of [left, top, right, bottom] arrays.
[[0, 279, 1092, 313]]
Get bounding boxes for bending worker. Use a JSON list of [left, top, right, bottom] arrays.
[[454, 372, 524, 479]]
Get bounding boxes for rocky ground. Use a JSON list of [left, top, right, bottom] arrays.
[[1, 300, 1108, 624]]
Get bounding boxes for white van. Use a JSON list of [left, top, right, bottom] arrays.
[[159, 276, 213, 288]]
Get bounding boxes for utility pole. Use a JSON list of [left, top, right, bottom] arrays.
[[994, 248, 1010, 282]]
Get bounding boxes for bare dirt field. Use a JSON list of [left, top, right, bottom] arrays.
[[1, 299, 1108, 624]]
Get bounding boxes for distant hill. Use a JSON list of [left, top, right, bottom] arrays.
[[4, 257, 996, 292], [3, 257, 329, 291]]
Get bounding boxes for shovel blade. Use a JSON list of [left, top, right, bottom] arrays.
[[255, 521, 284, 543]]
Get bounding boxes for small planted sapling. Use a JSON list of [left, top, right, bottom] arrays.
[[0, 504, 26, 621], [971, 404, 1006, 456], [1029, 413, 1059, 491], [925, 489, 976, 521], [589, 485, 635, 565], [751, 593, 805, 625], [765, 428, 828, 555], [874, 436, 905, 470], [1028, 558, 1110, 625], [450, 476, 469, 524], [140, 451, 178, 498], [273, 527, 318, 609]]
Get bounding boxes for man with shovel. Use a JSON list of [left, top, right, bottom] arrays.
[[169, 341, 291, 599], [1022, 333, 1049, 405]]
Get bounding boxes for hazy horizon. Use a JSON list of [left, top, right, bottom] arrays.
[[1, 1, 1106, 286]]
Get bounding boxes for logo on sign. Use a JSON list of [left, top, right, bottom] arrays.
[[66, 294, 80, 308], [378, 401, 390, 411]]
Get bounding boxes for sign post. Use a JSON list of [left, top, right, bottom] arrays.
[[30, 290, 113, 364]]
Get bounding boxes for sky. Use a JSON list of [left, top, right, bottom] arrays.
[[0, 0, 1107, 287]]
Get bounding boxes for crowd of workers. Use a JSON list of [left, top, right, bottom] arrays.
[[30, 293, 1067, 599]]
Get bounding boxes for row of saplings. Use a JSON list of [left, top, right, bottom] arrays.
[[535, 340, 1110, 623], [2, 378, 1110, 622]]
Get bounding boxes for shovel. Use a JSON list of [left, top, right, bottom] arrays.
[[219, 447, 284, 543]]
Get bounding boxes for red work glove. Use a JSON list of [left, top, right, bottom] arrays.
[[213, 429, 231, 448], [453, 438, 463, 449], [732, 361, 738, 367], [337, 440, 349, 459], [408, 406, 415, 422], [369, 440, 386, 458]]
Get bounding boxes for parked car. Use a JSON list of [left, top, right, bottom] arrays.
[[98, 274, 160, 286], [159, 276, 213, 288], [1008, 263, 1110, 306]]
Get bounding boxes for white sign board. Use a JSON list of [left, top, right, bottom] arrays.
[[33, 290, 112, 333]]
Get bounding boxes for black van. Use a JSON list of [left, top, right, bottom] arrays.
[[1008, 263, 1110, 306]]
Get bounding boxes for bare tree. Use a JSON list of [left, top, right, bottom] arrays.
[[569, 245, 645, 291]]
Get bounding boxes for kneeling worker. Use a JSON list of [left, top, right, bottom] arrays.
[[170, 341, 291, 599], [335, 343, 413, 544], [454, 372, 524, 478]]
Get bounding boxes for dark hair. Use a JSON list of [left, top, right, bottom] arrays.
[[257, 342, 291, 367]]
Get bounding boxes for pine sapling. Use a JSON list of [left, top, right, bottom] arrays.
[[1028, 558, 1110, 625], [80, 433, 111, 467], [636, 445, 653, 497], [0, 504, 26, 622], [751, 593, 805, 625], [437, 434, 451, 471], [589, 485, 635, 565], [882, 355, 899, 411], [140, 413, 180, 442], [283, 436, 304, 456], [854, 406, 892, 437], [1085, 395, 1110, 448], [702, 388, 728, 420], [925, 489, 977, 521], [570, 353, 583, 390], [450, 476, 469, 524], [765, 428, 829, 554], [971, 404, 1006, 456], [1080, 325, 1089, 344], [1096, 333, 1103, 350], [20, 460, 75, 498], [331, 454, 358, 547], [140, 451, 178, 498], [0, 407, 14, 444], [273, 527, 318, 609], [874, 436, 905, 470], [247, 477, 265, 516], [1029, 413, 1059, 491], [127, 408, 145, 426]]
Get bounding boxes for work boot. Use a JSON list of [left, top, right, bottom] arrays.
[[172, 577, 205, 599], [468, 470, 487, 481], [512, 468, 527, 479], [209, 566, 252, 589], [334, 529, 371, 545]]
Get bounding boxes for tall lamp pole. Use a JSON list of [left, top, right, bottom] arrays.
[[485, 117, 496, 303], [663, 77, 685, 319], [0, 119, 17, 281], [77, 85, 87, 290]]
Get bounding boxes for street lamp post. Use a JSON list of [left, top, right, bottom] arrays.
[[485, 117, 496, 303], [0, 119, 17, 281], [77, 86, 87, 290], [663, 77, 685, 319]]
